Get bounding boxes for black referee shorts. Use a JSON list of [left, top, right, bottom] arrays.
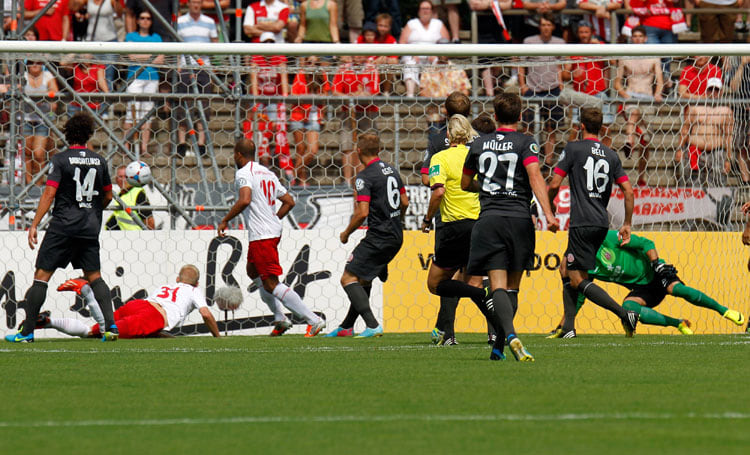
[[564, 226, 608, 271], [35, 231, 101, 272], [466, 215, 535, 276], [433, 219, 475, 270], [345, 233, 403, 282]]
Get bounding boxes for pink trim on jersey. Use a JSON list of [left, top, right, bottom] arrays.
[[357, 195, 371, 202], [553, 167, 567, 177], [365, 157, 381, 167], [523, 156, 539, 166], [103, 184, 112, 192], [615, 175, 630, 184], [420, 167, 429, 175], [463, 167, 476, 176], [430, 183, 444, 190], [583, 136, 599, 141], [46, 179, 59, 188], [69, 145, 87, 149], [496, 128, 515, 132], [399, 187, 406, 194]]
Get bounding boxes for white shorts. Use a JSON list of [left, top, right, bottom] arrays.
[[125, 79, 158, 124], [402, 56, 432, 84]]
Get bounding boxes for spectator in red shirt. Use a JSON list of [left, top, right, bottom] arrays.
[[562, 21, 614, 147], [62, 55, 109, 120], [333, 54, 380, 185], [244, 32, 294, 183], [290, 69, 329, 186], [677, 56, 723, 167], [23, 0, 70, 41], [243, 0, 290, 43], [356, 17, 398, 94], [678, 55, 723, 100]]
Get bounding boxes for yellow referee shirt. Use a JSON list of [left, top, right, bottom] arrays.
[[428, 144, 480, 222]]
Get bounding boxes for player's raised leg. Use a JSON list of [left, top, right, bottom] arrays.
[[668, 282, 745, 326]]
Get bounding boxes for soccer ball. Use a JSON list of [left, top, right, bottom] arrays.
[[125, 161, 152, 187], [214, 286, 243, 311]]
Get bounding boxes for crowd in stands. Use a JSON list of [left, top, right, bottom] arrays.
[[2, 0, 750, 188]]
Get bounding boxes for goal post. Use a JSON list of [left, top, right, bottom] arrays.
[[0, 42, 748, 338]]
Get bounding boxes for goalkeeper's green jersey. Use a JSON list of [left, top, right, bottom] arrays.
[[588, 231, 657, 286]]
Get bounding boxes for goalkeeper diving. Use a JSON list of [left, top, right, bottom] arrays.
[[549, 231, 746, 337]]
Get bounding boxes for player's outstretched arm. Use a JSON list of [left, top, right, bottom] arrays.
[[400, 191, 409, 219], [422, 186, 444, 233], [28, 185, 57, 250], [340, 201, 369, 244], [526, 161, 559, 232], [218, 187, 252, 236], [199, 307, 221, 337], [276, 193, 295, 219], [618, 180, 634, 246], [547, 172, 563, 214]]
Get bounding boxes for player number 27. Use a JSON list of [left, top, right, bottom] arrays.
[[583, 156, 610, 193], [73, 167, 99, 202], [156, 286, 179, 302], [478, 151, 517, 192]]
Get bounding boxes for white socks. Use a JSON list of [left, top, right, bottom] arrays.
[[48, 318, 91, 337], [80, 283, 106, 329], [253, 277, 287, 322], [271, 282, 320, 325]]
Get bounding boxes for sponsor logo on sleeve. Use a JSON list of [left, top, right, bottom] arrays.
[[355, 178, 365, 191], [429, 164, 440, 178]]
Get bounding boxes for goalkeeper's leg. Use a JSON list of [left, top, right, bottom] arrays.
[[668, 281, 745, 325], [622, 300, 683, 329]]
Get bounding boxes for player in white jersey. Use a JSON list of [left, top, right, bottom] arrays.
[[35, 265, 221, 338], [218, 139, 326, 337]]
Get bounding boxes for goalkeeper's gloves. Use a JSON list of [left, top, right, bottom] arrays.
[[651, 260, 678, 279]]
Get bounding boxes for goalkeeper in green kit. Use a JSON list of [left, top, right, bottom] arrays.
[[549, 231, 746, 337]]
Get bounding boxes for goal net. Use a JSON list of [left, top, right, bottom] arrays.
[[0, 42, 748, 338]]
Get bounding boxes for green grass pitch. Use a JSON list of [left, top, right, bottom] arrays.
[[2, 333, 749, 454]]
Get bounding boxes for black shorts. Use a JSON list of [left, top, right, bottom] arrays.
[[35, 231, 101, 272], [345, 233, 402, 282], [175, 70, 212, 124], [433, 219, 475, 270], [466, 215, 535, 276], [565, 226, 607, 271], [625, 276, 683, 308], [522, 88, 564, 131]]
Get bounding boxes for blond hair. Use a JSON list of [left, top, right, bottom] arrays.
[[447, 114, 478, 146], [178, 264, 200, 286]]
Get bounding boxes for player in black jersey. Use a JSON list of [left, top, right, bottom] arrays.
[[462, 93, 559, 362], [5, 113, 118, 343], [327, 132, 409, 338], [419, 92, 480, 345], [548, 107, 638, 337]]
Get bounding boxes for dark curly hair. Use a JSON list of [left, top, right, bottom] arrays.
[[64, 112, 95, 146]]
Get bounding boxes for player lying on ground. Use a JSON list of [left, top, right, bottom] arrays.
[[219, 139, 326, 337], [35, 265, 221, 338], [421, 114, 498, 346], [548, 231, 746, 338]]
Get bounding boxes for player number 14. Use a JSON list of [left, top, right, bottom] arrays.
[[73, 167, 99, 202]]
